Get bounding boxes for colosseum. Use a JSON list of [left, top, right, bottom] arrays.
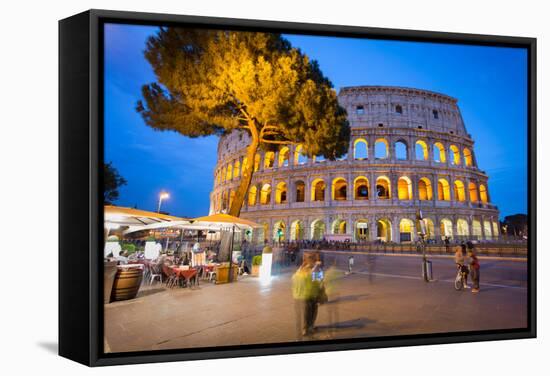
[[209, 86, 500, 244]]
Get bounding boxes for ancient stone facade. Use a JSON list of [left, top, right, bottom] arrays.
[[210, 86, 500, 243]]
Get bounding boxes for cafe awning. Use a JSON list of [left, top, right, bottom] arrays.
[[104, 205, 189, 234]]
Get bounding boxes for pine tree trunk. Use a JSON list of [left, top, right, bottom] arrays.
[[228, 131, 259, 217]]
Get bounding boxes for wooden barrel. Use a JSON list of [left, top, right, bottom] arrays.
[[110, 266, 143, 302]]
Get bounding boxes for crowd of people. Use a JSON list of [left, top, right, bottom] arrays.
[[454, 241, 481, 293]]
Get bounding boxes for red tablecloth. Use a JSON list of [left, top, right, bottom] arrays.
[[170, 267, 198, 281]]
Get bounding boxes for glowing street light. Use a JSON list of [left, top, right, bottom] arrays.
[[157, 191, 170, 213]]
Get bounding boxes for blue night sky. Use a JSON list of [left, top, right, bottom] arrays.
[[104, 23, 527, 219]]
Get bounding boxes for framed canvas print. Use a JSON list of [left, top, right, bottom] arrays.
[[59, 9, 536, 366]]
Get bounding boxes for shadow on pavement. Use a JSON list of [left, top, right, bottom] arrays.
[[329, 293, 370, 304], [136, 288, 166, 298], [316, 317, 377, 331]]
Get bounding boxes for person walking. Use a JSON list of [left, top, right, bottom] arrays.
[[348, 255, 354, 274], [444, 236, 450, 253], [468, 248, 480, 293], [454, 246, 470, 288], [291, 261, 315, 338]]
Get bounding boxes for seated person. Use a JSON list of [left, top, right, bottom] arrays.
[[115, 250, 128, 265]]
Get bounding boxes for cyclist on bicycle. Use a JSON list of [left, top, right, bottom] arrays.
[[454, 246, 470, 289]]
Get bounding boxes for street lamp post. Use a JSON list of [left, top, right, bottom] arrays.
[[157, 191, 170, 213]]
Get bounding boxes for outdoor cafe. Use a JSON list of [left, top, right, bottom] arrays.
[[104, 205, 262, 304]]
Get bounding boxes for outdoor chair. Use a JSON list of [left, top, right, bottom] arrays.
[[162, 264, 178, 288], [148, 263, 163, 285]]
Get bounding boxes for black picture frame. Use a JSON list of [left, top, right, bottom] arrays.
[[59, 9, 537, 367]]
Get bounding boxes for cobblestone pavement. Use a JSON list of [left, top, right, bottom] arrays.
[[104, 253, 528, 353]]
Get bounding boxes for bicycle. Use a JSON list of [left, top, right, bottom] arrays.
[[454, 265, 468, 291]]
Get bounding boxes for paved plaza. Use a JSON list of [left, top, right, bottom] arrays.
[[104, 252, 528, 353]]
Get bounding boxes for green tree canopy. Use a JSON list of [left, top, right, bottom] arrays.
[[137, 27, 349, 216], [104, 162, 127, 205]]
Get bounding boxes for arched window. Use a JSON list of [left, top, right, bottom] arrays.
[[483, 220, 493, 240], [233, 160, 240, 178], [449, 145, 460, 165], [226, 164, 233, 181], [396, 105, 403, 114], [463, 148, 473, 166], [440, 218, 453, 239], [479, 184, 488, 203], [248, 186, 257, 206], [395, 140, 408, 160], [418, 177, 433, 200], [311, 179, 326, 202], [377, 218, 392, 242], [273, 220, 286, 241], [437, 178, 451, 201], [264, 151, 275, 169], [221, 167, 226, 182], [457, 219, 469, 237], [353, 138, 368, 160], [354, 176, 369, 200], [423, 218, 435, 240], [415, 140, 429, 160], [472, 220, 482, 238], [228, 190, 235, 209], [492, 221, 499, 237], [290, 220, 304, 240], [275, 182, 287, 204], [355, 220, 369, 241], [399, 218, 414, 242], [454, 180, 466, 201], [332, 219, 347, 235], [242, 157, 249, 175], [434, 142, 446, 163], [467, 183, 478, 203], [260, 184, 271, 205], [294, 144, 307, 165], [254, 153, 261, 172], [375, 138, 389, 159], [397, 176, 412, 200], [295, 180, 305, 202], [311, 219, 326, 240], [221, 191, 228, 211], [376, 176, 391, 199], [278, 147, 290, 167], [332, 178, 347, 200]]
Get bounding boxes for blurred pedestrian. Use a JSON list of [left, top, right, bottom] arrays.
[[291, 261, 314, 338], [468, 248, 480, 293], [348, 255, 354, 274]]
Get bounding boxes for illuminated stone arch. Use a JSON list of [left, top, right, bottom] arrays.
[[469, 182, 479, 202], [415, 140, 429, 160], [394, 140, 408, 160], [226, 163, 233, 181], [311, 219, 326, 240], [376, 218, 392, 242], [423, 218, 436, 240], [449, 145, 461, 165], [273, 220, 286, 241], [457, 218, 470, 237], [355, 219, 369, 241], [397, 176, 413, 200], [248, 185, 258, 206], [332, 219, 347, 234], [311, 178, 326, 202], [221, 190, 228, 211], [454, 180, 466, 202], [463, 148, 473, 166], [483, 220, 493, 240], [264, 151, 275, 169], [472, 220, 482, 238], [492, 221, 500, 237], [433, 142, 446, 163], [354, 176, 369, 200], [440, 218, 453, 239], [332, 177, 348, 200], [399, 218, 415, 243], [479, 184, 488, 203], [275, 182, 288, 204], [242, 157, 249, 175], [278, 147, 290, 167], [290, 220, 305, 240], [294, 144, 307, 165], [233, 160, 241, 178], [260, 183, 272, 205], [256, 222, 269, 243], [353, 138, 368, 160], [375, 138, 389, 159], [376, 176, 391, 199], [418, 177, 433, 200], [221, 166, 226, 182], [294, 180, 305, 202], [437, 178, 451, 201]]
